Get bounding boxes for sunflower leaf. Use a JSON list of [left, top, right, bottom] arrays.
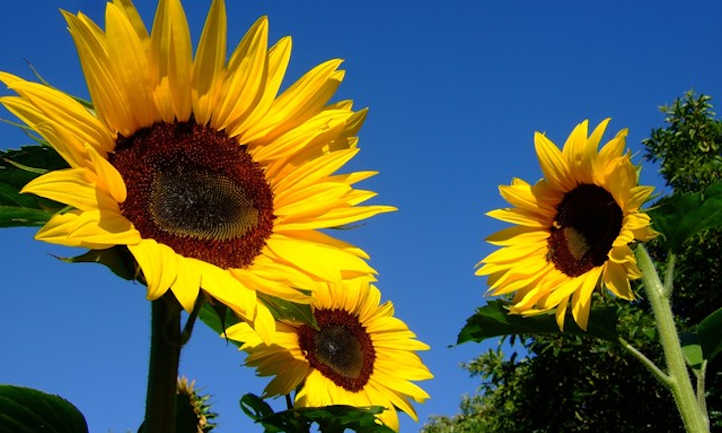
[[198, 301, 241, 346], [240, 393, 394, 433], [697, 307, 722, 362], [55, 246, 137, 281], [257, 293, 318, 330], [0, 205, 56, 227], [457, 300, 619, 345], [647, 180, 722, 252], [680, 332, 704, 369], [0, 384, 89, 433], [0, 146, 68, 227]]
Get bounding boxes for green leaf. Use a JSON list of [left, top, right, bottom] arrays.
[[647, 181, 722, 251], [55, 246, 137, 280], [198, 301, 241, 344], [457, 300, 619, 345], [258, 292, 318, 330], [240, 393, 394, 433], [240, 394, 276, 422], [0, 385, 89, 433], [680, 332, 704, 368], [697, 307, 722, 362], [0, 146, 68, 227], [0, 205, 56, 227], [0, 146, 68, 189]]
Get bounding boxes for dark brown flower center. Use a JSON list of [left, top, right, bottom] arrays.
[[109, 120, 274, 269], [297, 309, 375, 392], [547, 184, 623, 277]]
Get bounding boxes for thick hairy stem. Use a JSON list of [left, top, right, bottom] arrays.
[[636, 245, 709, 433], [145, 294, 182, 433]]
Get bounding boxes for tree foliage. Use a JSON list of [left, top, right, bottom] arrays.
[[424, 91, 722, 433]]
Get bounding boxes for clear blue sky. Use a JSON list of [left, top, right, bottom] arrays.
[[1, 0, 721, 432]]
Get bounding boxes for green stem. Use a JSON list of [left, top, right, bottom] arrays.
[[145, 294, 182, 433], [636, 245, 709, 433], [695, 360, 709, 430], [663, 253, 676, 298], [618, 337, 671, 386]]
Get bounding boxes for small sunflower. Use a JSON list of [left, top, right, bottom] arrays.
[[225, 279, 432, 431], [0, 0, 395, 339], [477, 119, 657, 330]]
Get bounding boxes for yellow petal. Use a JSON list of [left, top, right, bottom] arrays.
[[265, 234, 375, 282], [170, 257, 202, 312], [275, 205, 396, 231], [597, 129, 628, 169], [603, 261, 634, 300], [534, 131, 575, 191], [278, 229, 370, 259], [21, 168, 118, 212], [624, 212, 652, 231], [481, 242, 546, 264], [62, 10, 136, 135], [113, 0, 150, 41], [191, 0, 227, 125], [486, 208, 548, 228], [253, 302, 276, 344], [562, 120, 593, 183], [200, 263, 257, 319], [252, 109, 353, 162], [485, 226, 548, 246], [0, 72, 114, 152], [128, 239, 179, 300], [571, 267, 602, 330], [105, 2, 159, 127], [230, 36, 292, 138], [150, 0, 193, 121], [626, 186, 655, 210], [498, 182, 555, 217], [0, 97, 89, 168], [609, 244, 635, 264], [271, 148, 358, 193], [587, 118, 610, 150], [241, 58, 344, 143], [225, 321, 263, 347], [212, 16, 268, 130], [555, 296, 570, 331], [274, 181, 351, 215], [85, 144, 127, 202], [35, 209, 140, 248]]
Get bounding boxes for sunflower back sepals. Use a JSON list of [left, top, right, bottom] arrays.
[[175, 377, 218, 433], [55, 246, 138, 281]]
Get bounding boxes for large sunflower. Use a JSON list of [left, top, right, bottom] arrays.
[[477, 119, 657, 330], [225, 279, 432, 431], [0, 0, 394, 339]]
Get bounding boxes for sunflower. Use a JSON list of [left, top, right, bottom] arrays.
[[477, 119, 657, 330], [0, 0, 395, 339], [225, 278, 432, 431]]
